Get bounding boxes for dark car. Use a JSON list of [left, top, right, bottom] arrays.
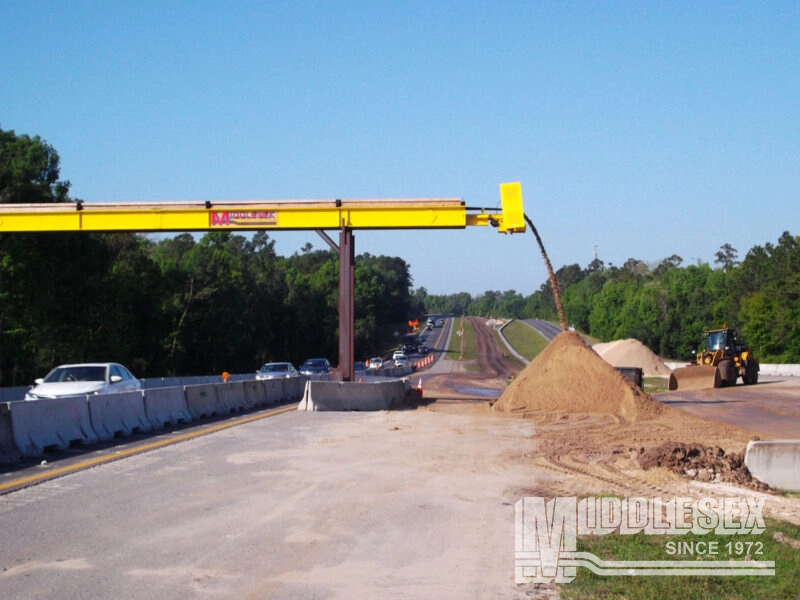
[[299, 358, 331, 375]]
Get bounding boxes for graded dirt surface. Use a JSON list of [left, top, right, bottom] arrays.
[[422, 319, 800, 527], [420, 316, 521, 398], [658, 381, 800, 439]]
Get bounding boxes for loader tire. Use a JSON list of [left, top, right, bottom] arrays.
[[718, 360, 736, 387], [743, 360, 759, 385]]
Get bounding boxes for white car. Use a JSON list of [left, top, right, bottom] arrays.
[[394, 355, 410, 368], [24, 362, 141, 400], [256, 362, 299, 380], [392, 350, 406, 360], [367, 358, 383, 370]]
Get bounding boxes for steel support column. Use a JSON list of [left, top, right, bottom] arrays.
[[338, 228, 355, 381]]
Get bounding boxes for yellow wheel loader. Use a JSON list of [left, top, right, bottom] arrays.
[[668, 327, 759, 391]]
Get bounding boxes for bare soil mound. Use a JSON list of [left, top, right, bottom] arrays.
[[492, 330, 667, 423], [638, 441, 770, 491], [593, 338, 672, 377]]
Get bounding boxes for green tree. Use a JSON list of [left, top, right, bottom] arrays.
[[0, 128, 72, 204], [469, 290, 500, 317], [496, 290, 526, 318], [181, 232, 253, 374], [244, 232, 292, 368], [587, 279, 636, 341], [736, 232, 800, 362], [562, 269, 608, 332], [653, 254, 683, 277], [714, 243, 739, 271], [149, 234, 200, 374], [410, 286, 428, 318], [423, 292, 472, 316], [101, 233, 163, 376]]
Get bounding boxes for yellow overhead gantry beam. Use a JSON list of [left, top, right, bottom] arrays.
[[0, 182, 525, 383], [0, 182, 525, 234]]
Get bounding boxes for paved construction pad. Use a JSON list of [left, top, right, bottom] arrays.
[[0, 406, 550, 599]]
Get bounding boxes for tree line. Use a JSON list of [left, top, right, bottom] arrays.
[[423, 232, 799, 363], [0, 229, 424, 385]]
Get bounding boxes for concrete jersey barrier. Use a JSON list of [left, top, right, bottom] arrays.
[[260, 377, 306, 405], [184, 384, 221, 420], [261, 379, 283, 406], [144, 387, 192, 428], [0, 387, 28, 403], [297, 379, 414, 411], [216, 381, 247, 413], [10, 396, 98, 457], [745, 440, 800, 492], [0, 377, 306, 464], [242, 379, 267, 409], [0, 403, 21, 462], [282, 377, 306, 403], [757, 364, 800, 377], [89, 390, 152, 441]]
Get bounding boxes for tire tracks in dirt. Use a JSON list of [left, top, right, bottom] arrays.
[[467, 316, 518, 380]]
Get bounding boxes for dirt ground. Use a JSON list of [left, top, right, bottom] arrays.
[[422, 318, 800, 526]]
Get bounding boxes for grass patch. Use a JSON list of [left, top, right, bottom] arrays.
[[644, 376, 669, 394], [501, 319, 550, 361], [493, 329, 527, 372], [445, 317, 478, 368], [558, 517, 800, 599]]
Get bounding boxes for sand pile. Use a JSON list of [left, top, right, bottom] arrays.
[[492, 330, 666, 423], [592, 338, 672, 377]]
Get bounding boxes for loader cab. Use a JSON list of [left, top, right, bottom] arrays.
[[705, 328, 745, 357], [706, 330, 729, 352]]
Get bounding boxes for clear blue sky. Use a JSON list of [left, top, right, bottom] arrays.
[[3, 2, 798, 295]]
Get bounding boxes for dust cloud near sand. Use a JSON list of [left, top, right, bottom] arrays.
[[492, 330, 667, 423]]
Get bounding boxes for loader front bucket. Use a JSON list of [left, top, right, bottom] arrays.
[[668, 365, 721, 391]]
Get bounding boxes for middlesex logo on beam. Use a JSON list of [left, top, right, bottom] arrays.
[[210, 211, 278, 227]]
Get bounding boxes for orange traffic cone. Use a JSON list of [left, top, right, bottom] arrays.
[[416, 378, 423, 398]]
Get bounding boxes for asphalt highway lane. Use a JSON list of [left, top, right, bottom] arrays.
[[521, 318, 562, 341]]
